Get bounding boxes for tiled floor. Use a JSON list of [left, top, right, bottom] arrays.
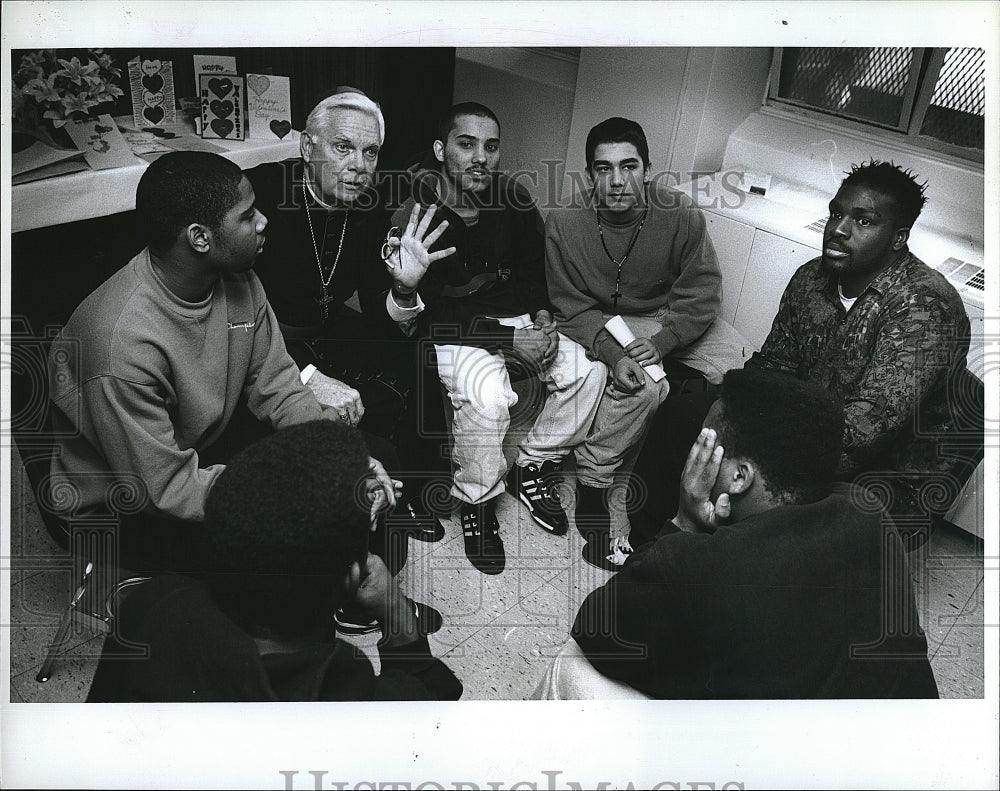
[[6, 444, 986, 701]]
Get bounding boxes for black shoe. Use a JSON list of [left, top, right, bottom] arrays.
[[337, 598, 443, 636], [509, 461, 569, 535], [408, 597, 443, 635], [334, 607, 381, 635], [460, 500, 505, 575], [388, 500, 445, 543], [581, 537, 625, 572]]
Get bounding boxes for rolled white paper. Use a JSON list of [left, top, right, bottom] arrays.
[[604, 315, 667, 382]]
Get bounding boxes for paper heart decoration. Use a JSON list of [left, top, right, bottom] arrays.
[[247, 74, 270, 96], [208, 78, 233, 99], [143, 106, 165, 124], [141, 59, 162, 77], [93, 125, 113, 134], [210, 99, 234, 119], [269, 119, 292, 139], [143, 90, 165, 108], [142, 73, 164, 93], [211, 118, 234, 138]]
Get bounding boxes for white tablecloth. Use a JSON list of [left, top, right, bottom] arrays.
[[11, 131, 301, 233]]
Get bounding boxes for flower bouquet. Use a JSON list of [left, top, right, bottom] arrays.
[[13, 49, 124, 149]]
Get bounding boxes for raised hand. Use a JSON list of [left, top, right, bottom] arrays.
[[673, 427, 732, 533], [383, 203, 457, 292]]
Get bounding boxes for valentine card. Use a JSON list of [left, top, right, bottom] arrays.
[[128, 57, 176, 128], [199, 74, 245, 140], [63, 114, 139, 170], [246, 73, 293, 140], [193, 55, 237, 97]]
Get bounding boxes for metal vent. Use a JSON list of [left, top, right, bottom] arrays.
[[920, 47, 985, 150]]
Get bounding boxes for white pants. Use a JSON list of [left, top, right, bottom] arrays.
[[434, 317, 606, 505]]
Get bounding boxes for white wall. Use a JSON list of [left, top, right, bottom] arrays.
[[453, 48, 578, 215], [561, 47, 690, 201]]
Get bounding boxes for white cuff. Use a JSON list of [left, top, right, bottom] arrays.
[[386, 290, 425, 322], [299, 364, 317, 385]]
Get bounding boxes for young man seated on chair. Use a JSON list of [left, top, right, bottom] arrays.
[[628, 160, 974, 550], [46, 151, 439, 592], [388, 102, 607, 574], [87, 422, 462, 702], [545, 117, 738, 570], [538, 368, 938, 699]]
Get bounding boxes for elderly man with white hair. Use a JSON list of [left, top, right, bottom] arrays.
[[246, 88, 456, 574]]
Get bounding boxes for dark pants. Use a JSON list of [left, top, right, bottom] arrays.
[[283, 310, 452, 514], [628, 390, 718, 546]]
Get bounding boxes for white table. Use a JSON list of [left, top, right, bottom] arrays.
[[11, 131, 301, 233]]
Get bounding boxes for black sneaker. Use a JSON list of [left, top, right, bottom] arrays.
[[387, 500, 446, 543], [336, 598, 443, 636], [460, 500, 505, 575], [334, 607, 380, 635], [509, 461, 569, 535]]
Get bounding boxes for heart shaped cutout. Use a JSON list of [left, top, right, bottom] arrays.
[[142, 73, 164, 93], [247, 74, 270, 97], [143, 106, 165, 124], [143, 90, 165, 108], [208, 78, 233, 99], [269, 119, 292, 139], [211, 118, 234, 138], [209, 99, 234, 119], [141, 59, 162, 77]]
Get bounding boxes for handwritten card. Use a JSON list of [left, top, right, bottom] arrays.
[[193, 54, 237, 97], [63, 114, 138, 170], [128, 57, 176, 128], [199, 74, 244, 140], [246, 74, 292, 140]]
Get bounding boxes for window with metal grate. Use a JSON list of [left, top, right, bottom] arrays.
[[768, 47, 985, 163]]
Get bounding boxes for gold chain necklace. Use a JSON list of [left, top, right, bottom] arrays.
[[303, 183, 347, 320]]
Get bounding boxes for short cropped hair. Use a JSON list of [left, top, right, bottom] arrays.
[[586, 116, 651, 171], [306, 87, 385, 145], [205, 421, 372, 634], [135, 151, 244, 251], [436, 101, 501, 145], [840, 159, 928, 229], [713, 368, 844, 505]]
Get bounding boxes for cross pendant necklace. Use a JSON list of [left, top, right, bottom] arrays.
[[304, 183, 348, 322], [597, 207, 648, 310]]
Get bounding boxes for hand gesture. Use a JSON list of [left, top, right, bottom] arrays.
[[364, 456, 402, 526], [513, 325, 558, 372], [532, 309, 556, 331], [383, 203, 457, 291], [611, 356, 646, 394], [674, 428, 732, 533], [308, 370, 364, 425], [625, 337, 662, 366]]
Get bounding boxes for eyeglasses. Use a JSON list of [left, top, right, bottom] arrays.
[[380, 225, 402, 264]]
